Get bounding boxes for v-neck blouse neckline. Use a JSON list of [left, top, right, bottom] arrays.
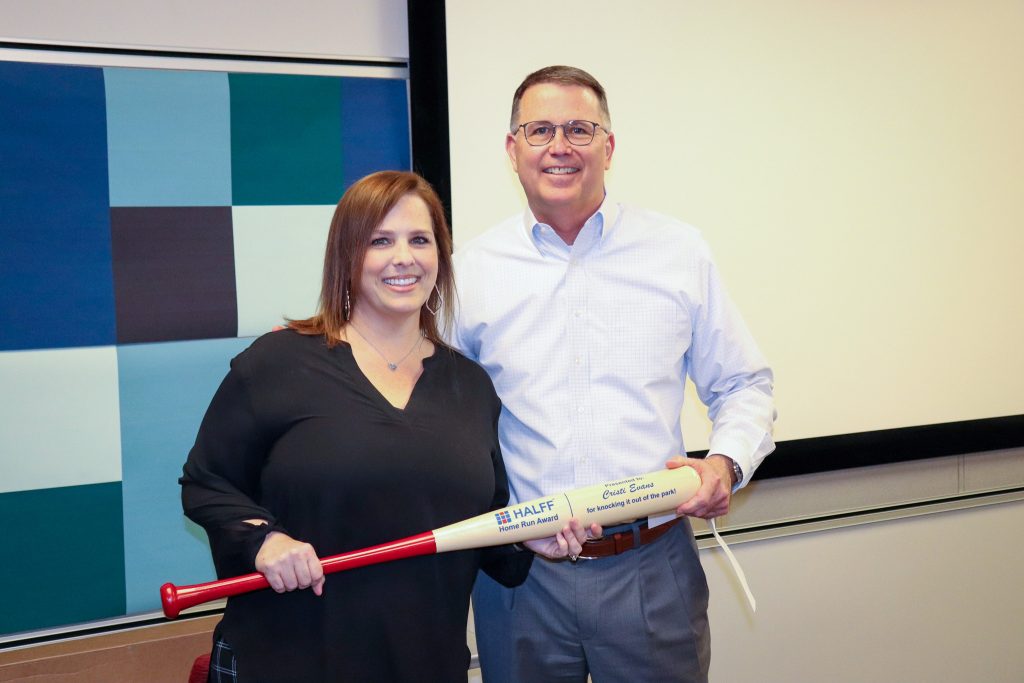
[[331, 339, 440, 413]]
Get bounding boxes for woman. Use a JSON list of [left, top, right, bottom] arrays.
[[180, 171, 587, 682]]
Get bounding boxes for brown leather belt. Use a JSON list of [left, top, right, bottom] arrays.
[[576, 517, 682, 560]]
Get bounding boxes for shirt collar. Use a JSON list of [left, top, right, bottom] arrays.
[[523, 194, 619, 259]]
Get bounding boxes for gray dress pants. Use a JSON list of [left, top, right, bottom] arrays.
[[472, 520, 710, 683]]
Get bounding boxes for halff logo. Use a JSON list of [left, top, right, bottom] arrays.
[[512, 499, 555, 519], [495, 510, 512, 525]]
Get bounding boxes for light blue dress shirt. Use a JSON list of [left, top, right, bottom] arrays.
[[453, 196, 775, 505]]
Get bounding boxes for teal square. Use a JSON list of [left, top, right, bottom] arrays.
[[230, 73, 344, 205], [0, 484, 126, 635]]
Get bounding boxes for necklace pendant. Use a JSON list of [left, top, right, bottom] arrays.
[[387, 362, 398, 371]]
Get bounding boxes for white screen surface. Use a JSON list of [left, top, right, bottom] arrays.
[[445, 1, 1024, 450]]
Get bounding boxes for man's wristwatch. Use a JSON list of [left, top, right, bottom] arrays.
[[727, 458, 744, 491], [712, 454, 744, 491]]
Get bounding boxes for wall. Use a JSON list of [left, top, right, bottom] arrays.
[[692, 446, 1024, 681], [702, 490, 1024, 682], [0, 616, 219, 683]]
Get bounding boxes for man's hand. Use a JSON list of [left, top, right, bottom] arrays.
[[668, 454, 735, 520]]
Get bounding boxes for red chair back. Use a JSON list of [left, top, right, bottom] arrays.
[[188, 653, 211, 683]]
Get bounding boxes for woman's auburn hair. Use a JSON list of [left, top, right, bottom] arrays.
[[288, 170, 455, 346]]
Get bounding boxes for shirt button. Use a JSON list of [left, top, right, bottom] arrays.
[[574, 357, 582, 365], [574, 310, 583, 318], [577, 406, 585, 414]]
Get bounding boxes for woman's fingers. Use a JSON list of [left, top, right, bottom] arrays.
[[256, 533, 324, 595]]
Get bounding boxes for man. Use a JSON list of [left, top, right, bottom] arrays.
[[453, 65, 775, 682]]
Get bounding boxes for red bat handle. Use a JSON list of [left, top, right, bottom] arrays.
[[161, 531, 437, 618]]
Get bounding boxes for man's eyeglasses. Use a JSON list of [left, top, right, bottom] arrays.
[[513, 120, 609, 147]]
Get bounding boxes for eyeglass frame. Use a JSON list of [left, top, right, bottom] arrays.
[[511, 119, 611, 147]]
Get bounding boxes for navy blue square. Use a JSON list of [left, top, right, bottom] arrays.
[[0, 62, 115, 350], [340, 77, 412, 189]]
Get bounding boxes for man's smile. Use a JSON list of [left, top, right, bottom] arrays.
[[544, 166, 580, 175]]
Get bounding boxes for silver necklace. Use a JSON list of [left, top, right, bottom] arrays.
[[347, 323, 424, 371]]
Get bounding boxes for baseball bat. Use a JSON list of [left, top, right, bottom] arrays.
[[161, 466, 700, 618]]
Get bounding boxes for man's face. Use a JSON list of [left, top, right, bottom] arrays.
[[506, 83, 614, 228]]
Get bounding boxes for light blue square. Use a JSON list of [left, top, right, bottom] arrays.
[[118, 336, 253, 614], [105, 68, 231, 207]]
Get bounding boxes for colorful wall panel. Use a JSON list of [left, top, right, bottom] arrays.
[[0, 58, 410, 637]]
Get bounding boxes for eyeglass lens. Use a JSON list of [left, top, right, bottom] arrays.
[[523, 121, 598, 146]]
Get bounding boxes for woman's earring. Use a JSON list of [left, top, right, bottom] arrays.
[[344, 286, 351, 320], [425, 285, 440, 316]]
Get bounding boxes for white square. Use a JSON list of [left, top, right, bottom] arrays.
[[232, 205, 334, 337], [0, 346, 122, 493]]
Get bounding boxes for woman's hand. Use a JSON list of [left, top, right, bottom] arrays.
[[254, 530, 325, 595], [523, 519, 603, 561]]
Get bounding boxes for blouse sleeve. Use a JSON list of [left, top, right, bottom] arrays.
[[179, 351, 285, 578]]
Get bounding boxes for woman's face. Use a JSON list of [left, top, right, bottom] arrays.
[[354, 193, 439, 325]]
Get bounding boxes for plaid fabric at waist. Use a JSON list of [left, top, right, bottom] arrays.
[[209, 636, 239, 683]]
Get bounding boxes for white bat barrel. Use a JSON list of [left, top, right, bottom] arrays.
[[433, 467, 700, 553]]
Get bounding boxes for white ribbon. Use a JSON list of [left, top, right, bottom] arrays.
[[709, 518, 757, 612], [649, 513, 757, 612]]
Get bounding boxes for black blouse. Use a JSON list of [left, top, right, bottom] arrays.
[[180, 330, 529, 682]]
